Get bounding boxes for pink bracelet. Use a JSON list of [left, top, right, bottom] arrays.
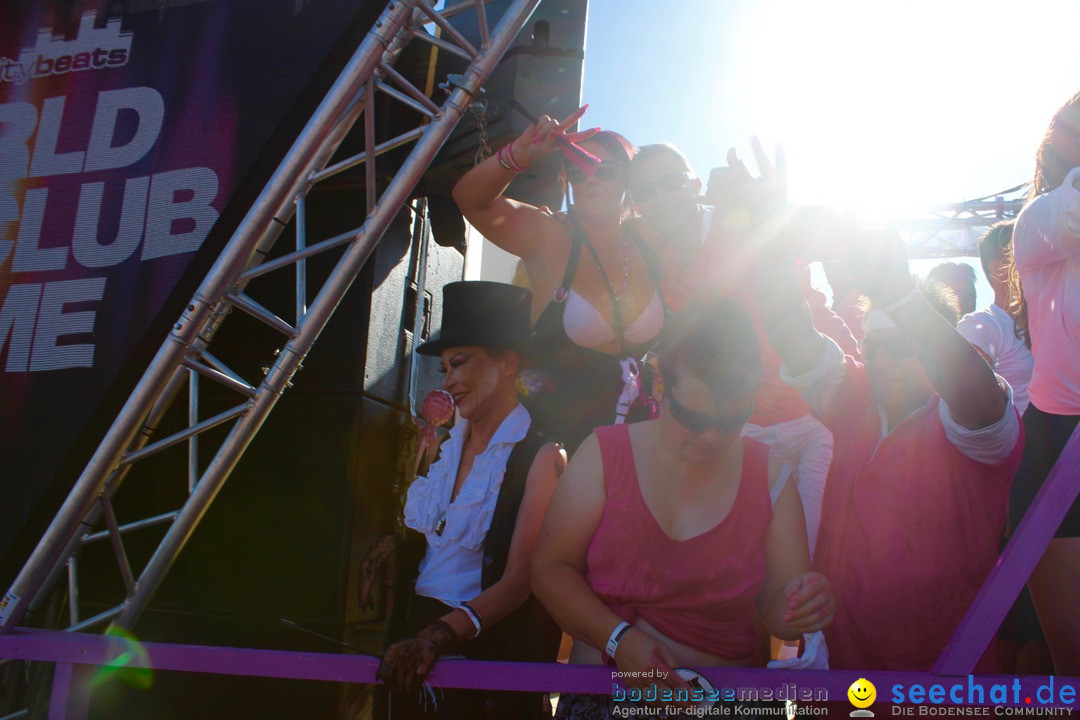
[[497, 144, 527, 174]]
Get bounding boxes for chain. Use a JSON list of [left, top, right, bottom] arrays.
[[470, 98, 491, 165]]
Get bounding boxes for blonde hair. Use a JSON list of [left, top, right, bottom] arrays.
[[510, 259, 530, 290]]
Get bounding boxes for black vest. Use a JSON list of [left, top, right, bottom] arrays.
[[389, 427, 561, 663]]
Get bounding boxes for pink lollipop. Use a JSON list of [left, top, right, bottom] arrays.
[[413, 389, 455, 475], [421, 389, 455, 427]]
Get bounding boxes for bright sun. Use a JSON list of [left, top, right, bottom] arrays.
[[725, 0, 1080, 220]]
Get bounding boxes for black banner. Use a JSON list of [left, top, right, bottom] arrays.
[[0, 0, 380, 570]]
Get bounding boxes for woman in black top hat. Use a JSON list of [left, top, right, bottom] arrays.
[[358, 281, 565, 719]]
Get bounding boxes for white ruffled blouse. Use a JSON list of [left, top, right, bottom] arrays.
[[405, 404, 531, 603]]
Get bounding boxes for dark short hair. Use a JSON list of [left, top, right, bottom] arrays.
[[632, 142, 693, 174], [927, 261, 976, 289], [658, 296, 761, 404], [978, 220, 1014, 281]]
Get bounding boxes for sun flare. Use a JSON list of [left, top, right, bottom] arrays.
[[722, 0, 1080, 219]]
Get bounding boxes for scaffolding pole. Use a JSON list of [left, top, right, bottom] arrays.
[[0, 0, 541, 635]]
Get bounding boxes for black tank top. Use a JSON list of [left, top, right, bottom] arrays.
[[523, 215, 669, 454]]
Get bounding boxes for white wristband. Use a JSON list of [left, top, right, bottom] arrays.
[[606, 621, 632, 659], [460, 602, 483, 638]]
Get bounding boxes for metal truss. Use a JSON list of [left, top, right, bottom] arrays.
[[899, 188, 1027, 258], [0, 0, 541, 636]]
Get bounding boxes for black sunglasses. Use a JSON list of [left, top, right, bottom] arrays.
[[862, 334, 915, 362], [629, 171, 691, 201], [665, 386, 754, 434], [567, 161, 625, 185]]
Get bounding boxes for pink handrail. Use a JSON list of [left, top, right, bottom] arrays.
[[1, 627, 1076, 717]]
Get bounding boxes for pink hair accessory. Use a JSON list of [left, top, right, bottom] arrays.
[[561, 139, 602, 178]]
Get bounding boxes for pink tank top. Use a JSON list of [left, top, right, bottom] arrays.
[[585, 425, 772, 660]]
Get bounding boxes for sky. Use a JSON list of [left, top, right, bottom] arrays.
[[580, 0, 1080, 215], [569, 0, 1080, 310]]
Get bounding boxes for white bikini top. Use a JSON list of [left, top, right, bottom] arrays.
[[563, 288, 664, 351]]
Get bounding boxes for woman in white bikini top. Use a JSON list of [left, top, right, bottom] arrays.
[[453, 110, 665, 453]]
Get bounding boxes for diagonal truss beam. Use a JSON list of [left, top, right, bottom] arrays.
[[0, 0, 541, 636]]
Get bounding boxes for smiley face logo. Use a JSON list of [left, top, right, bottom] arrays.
[[848, 678, 877, 711]]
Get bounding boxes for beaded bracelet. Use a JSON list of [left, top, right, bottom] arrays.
[[497, 144, 527, 174]]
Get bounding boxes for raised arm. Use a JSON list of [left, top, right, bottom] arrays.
[[451, 107, 594, 261], [888, 287, 1006, 430], [756, 256, 830, 378], [1014, 166, 1080, 269], [853, 231, 1007, 431]]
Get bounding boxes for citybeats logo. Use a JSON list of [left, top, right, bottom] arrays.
[[0, 12, 132, 85]]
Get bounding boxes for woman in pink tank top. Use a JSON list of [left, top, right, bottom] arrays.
[[534, 298, 835, 719]]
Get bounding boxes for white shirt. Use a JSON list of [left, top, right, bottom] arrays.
[[957, 304, 1034, 415], [781, 335, 1020, 464], [404, 404, 531, 604]]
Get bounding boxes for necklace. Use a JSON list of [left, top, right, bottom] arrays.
[[573, 215, 631, 354], [617, 231, 630, 300], [587, 230, 631, 301]]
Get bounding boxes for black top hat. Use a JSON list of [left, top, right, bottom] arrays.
[[417, 281, 532, 356]]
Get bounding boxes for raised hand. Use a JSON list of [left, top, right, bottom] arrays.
[[708, 137, 787, 216], [508, 105, 599, 168]]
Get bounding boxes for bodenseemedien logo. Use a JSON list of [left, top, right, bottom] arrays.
[[610, 674, 830, 717], [0, 11, 132, 85]]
